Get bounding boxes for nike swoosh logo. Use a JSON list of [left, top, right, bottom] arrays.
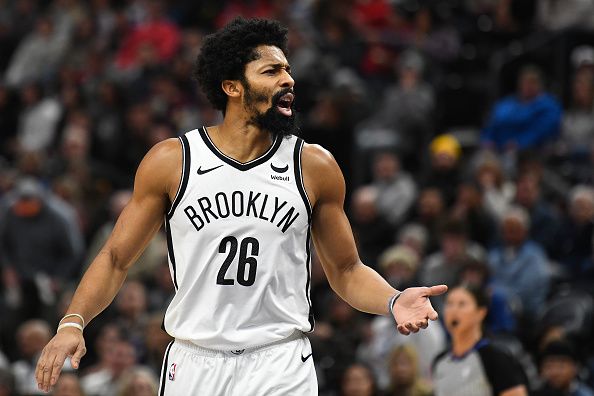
[[271, 163, 289, 173], [197, 165, 223, 175], [301, 353, 313, 362]]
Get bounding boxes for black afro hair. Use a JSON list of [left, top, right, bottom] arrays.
[[193, 17, 289, 112]]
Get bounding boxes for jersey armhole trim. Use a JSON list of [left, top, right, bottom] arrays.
[[293, 138, 312, 222], [166, 134, 191, 219], [294, 137, 315, 331]]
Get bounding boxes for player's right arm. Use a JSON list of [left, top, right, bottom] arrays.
[[35, 138, 182, 393]]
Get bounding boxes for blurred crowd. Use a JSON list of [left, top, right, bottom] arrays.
[[1, 0, 594, 395]]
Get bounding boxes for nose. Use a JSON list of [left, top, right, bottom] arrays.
[[279, 69, 294, 88]]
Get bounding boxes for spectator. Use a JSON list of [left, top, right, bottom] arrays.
[[407, 187, 448, 253], [146, 261, 175, 313], [558, 69, 594, 157], [378, 244, 420, 291], [0, 177, 78, 318], [553, 185, 594, 281], [396, 223, 429, 259], [421, 134, 462, 206], [15, 83, 62, 154], [4, 16, 70, 87], [340, 363, 379, 396], [81, 339, 137, 396], [116, 367, 158, 396], [534, 340, 594, 396], [12, 320, 55, 396], [433, 284, 528, 396], [88, 81, 126, 169], [114, 1, 181, 72], [53, 372, 86, 396], [450, 179, 497, 248], [481, 65, 562, 152], [537, 0, 594, 31], [487, 206, 550, 320], [369, 151, 417, 228], [474, 151, 516, 222], [386, 344, 432, 396], [419, 219, 485, 314], [350, 186, 395, 267], [359, 50, 435, 166], [514, 171, 561, 255], [82, 323, 124, 377]]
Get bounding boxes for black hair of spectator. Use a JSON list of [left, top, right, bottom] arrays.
[[439, 217, 468, 237], [455, 254, 492, 284], [192, 17, 289, 113], [539, 339, 578, 364], [454, 282, 490, 309]]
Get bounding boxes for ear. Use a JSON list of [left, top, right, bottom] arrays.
[[221, 80, 242, 98], [477, 307, 488, 322]]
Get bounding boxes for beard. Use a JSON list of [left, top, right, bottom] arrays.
[[244, 84, 299, 138]]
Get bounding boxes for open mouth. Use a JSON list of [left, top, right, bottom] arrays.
[[276, 92, 294, 117]]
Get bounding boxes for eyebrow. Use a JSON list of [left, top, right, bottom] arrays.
[[260, 63, 291, 72]]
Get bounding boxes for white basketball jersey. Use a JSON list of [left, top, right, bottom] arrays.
[[163, 127, 314, 350]]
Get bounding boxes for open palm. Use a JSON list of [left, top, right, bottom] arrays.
[[393, 285, 448, 335]]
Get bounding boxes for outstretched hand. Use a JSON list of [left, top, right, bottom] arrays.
[[393, 285, 448, 335]]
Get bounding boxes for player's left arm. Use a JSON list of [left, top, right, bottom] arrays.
[[302, 144, 446, 334]]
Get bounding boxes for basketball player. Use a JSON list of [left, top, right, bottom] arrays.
[[36, 18, 447, 395]]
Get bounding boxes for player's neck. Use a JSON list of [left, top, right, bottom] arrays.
[[207, 116, 274, 164]]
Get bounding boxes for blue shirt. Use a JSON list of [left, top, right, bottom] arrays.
[[481, 93, 562, 150]]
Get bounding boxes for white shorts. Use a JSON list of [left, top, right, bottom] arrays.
[[158, 331, 318, 396]]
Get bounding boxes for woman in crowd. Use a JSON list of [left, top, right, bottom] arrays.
[[340, 363, 380, 396], [432, 284, 528, 396], [386, 344, 432, 396]]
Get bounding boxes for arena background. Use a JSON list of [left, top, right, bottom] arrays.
[[0, 0, 593, 395]]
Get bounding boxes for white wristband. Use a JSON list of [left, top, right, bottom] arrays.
[[57, 322, 84, 333], [59, 313, 85, 328], [388, 291, 402, 316]]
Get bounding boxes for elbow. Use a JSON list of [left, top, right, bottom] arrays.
[[98, 246, 127, 272]]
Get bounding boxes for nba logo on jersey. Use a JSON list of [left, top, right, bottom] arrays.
[[168, 363, 177, 381]]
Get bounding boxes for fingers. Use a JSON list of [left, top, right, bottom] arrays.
[[49, 352, 67, 388], [36, 348, 49, 391], [428, 309, 439, 321], [397, 324, 410, 335], [397, 321, 422, 335], [70, 344, 87, 369], [41, 353, 56, 392], [416, 319, 429, 329], [426, 285, 448, 296], [35, 350, 48, 390]]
